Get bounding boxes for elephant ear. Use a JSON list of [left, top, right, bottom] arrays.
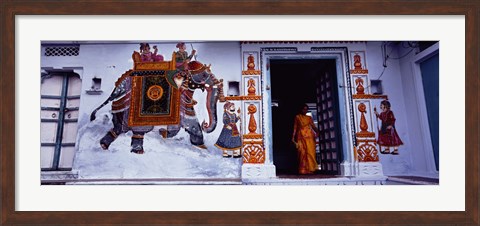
[[166, 70, 181, 89]]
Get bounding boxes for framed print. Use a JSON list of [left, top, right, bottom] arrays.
[[1, 0, 479, 225]]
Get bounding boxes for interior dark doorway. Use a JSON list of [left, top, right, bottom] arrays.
[[270, 59, 342, 176]]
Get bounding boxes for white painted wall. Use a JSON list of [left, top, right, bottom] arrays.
[[366, 42, 413, 176], [41, 41, 242, 148], [41, 41, 243, 179], [366, 41, 438, 178]]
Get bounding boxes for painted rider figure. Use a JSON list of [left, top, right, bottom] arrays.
[[140, 43, 164, 62], [175, 42, 196, 70]]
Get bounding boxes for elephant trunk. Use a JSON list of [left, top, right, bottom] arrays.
[[201, 85, 219, 133]]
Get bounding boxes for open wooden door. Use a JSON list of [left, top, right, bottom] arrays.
[[316, 71, 343, 175]]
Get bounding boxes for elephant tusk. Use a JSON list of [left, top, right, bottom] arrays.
[[205, 84, 210, 88]]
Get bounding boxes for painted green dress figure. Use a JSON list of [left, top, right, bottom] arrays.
[[175, 42, 196, 70]]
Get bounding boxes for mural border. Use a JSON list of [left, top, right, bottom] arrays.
[[1, 0, 478, 225]]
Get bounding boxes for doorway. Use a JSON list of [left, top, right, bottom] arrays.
[[270, 59, 343, 175]]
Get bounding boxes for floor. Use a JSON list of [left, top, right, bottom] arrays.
[[386, 176, 439, 185], [243, 174, 439, 185], [57, 174, 438, 185]]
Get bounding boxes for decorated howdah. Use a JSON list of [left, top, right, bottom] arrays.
[[128, 70, 181, 127]]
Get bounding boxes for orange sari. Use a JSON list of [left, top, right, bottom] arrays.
[[293, 114, 318, 174]]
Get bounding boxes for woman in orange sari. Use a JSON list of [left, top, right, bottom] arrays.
[[292, 104, 319, 175]]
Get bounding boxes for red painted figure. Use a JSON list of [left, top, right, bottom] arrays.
[[374, 100, 403, 155]]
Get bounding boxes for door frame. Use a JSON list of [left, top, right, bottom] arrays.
[[40, 67, 83, 183], [410, 42, 440, 175], [260, 47, 355, 176]]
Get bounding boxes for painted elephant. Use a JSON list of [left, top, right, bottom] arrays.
[[90, 61, 225, 154]]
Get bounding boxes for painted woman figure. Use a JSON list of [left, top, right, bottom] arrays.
[[215, 101, 242, 158], [292, 104, 319, 175], [175, 42, 196, 70], [140, 43, 164, 62], [374, 100, 403, 155]]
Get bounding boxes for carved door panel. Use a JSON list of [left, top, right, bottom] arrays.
[[41, 72, 81, 170], [316, 71, 343, 175]]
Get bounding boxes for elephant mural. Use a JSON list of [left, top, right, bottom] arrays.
[[90, 60, 225, 154]]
